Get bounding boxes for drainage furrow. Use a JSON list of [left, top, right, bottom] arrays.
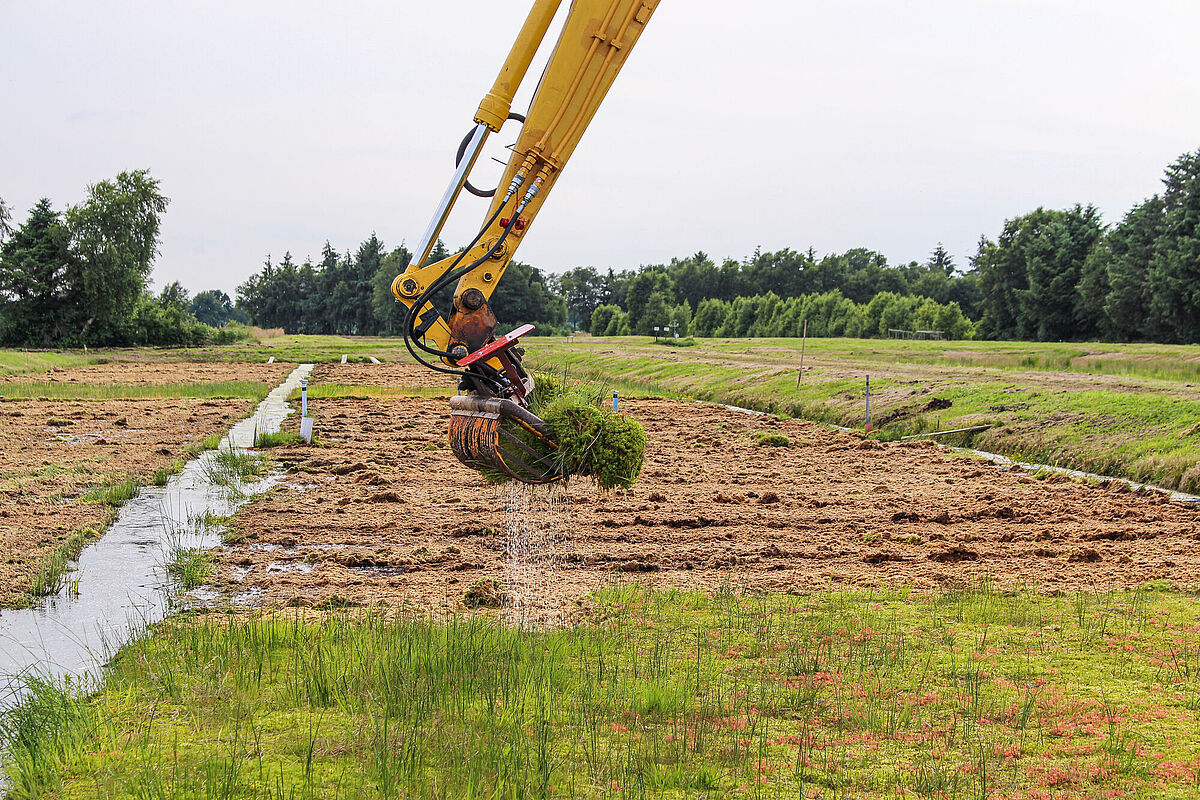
[[0, 364, 314, 715]]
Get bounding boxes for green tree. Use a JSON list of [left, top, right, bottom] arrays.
[[189, 289, 237, 327], [157, 280, 189, 310], [1094, 196, 1166, 341], [589, 303, 620, 335], [692, 298, 730, 337], [64, 169, 169, 344], [372, 246, 412, 335], [489, 261, 567, 333], [0, 196, 12, 243], [624, 269, 672, 333], [1147, 150, 1200, 343], [0, 198, 73, 345], [555, 266, 604, 331], [636, 291, 672, 336]]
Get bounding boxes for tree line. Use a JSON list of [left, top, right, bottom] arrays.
[[234, 241, 568, 337], [3, 147, 1195, 348], [559, 147, 1200, 343], [976, 150, 1200, 343], [0, 171, 242, 347]]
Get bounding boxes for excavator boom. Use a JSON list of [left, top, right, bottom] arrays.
[[392, 0, 659, 483]]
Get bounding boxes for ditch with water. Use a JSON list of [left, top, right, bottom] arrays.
[[0, 364, 313, 726]]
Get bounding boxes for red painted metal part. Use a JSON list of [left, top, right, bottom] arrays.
[[456, 324, 536, 366]]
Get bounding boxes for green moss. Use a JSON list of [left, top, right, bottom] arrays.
[[540, 397, 647, 489], [756, 432, 790, 447]]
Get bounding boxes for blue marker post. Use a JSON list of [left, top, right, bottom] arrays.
[[612, 390, 619, 413]]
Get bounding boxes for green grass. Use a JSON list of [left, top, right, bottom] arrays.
[[6, 583, 1200, 798], [0, 380, 273, 400], [184, 432, 225, 459], [200, 448, 269, 497], [287, 383, 450, 400], [19, 516, 113, 603], [80, 477, 140, 506], [0, 350, 97, 377], [165, 547, 214, 591], [527, 337, 1200, 494], [254, 430, 308, 448]]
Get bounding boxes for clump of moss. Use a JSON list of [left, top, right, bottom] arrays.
[[756, 432, 790, 447], [540, 396, 647, 490], [464, 578, 507, 609], [480, 373, 647, 490]]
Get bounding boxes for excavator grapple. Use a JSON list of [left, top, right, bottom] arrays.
[[448, 396, 563, 484]]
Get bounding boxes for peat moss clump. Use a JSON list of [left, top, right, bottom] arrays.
[[756, 432, 790, 447], [540, 396, 647, 490], [486, 373, 647, 490]]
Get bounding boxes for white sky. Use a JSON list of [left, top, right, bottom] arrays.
[[4, 1, 1199, 296]]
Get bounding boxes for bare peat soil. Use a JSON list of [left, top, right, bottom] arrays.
[[309, 361, 454, 388], [214, 395, 1200, 614], [0, 360, 293, 607], [0, 361, 292, 387]]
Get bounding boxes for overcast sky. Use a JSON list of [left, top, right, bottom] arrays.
[[4, 1, 1199, 296]]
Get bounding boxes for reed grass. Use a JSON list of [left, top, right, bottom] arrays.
[[165, 547, 213, 590], [6, 583, 1200, 798], [253, 430, 307, 448]]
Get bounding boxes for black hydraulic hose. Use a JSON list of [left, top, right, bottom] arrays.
[[402, 205, 523, 389], [406, 211, 522, 361], [402, 199, 509, 361]]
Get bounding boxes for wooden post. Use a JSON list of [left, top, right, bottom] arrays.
[[796, 318, 808, 386]]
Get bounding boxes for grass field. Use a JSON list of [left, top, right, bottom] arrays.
[[6, 584, 1200, 799], [526, 337, 1200, 494]]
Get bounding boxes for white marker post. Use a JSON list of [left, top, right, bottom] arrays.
[[267, 356, 275, 363], [369, 356, 381, 364], [340, 354, 348, 364], [865, 374, 872, 432], [299, 379, 314, 443]]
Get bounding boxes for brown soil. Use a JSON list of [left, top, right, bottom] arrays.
[[0, 361, 292, 386], [310, 361, 453, 388], [214, 395, 1200, 615], [0, 397, 255, 607]]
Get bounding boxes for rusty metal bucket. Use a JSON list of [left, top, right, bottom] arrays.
[[448, 394, 564, 484]]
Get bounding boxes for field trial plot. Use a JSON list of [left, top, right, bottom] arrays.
[[210, 372, 1200, 615]]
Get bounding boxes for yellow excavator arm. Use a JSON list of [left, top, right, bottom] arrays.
[[391, 0, 659, 484]]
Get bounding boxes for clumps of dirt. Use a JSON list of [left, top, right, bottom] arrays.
[[874, 397, 954, 427], [464, 578, 507, 609], [929, 547, 980, 564], [863, 552, 909, 564], [757, 492, 781, 505], [1069, 549, 1103, 563], [209, 390, 1200, 616], [332, 462, 368, 475]]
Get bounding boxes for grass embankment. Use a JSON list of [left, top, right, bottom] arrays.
[[5, 584, 1200, 798], [0, 350, 97, 376], [528, 337, 1200, 494]]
